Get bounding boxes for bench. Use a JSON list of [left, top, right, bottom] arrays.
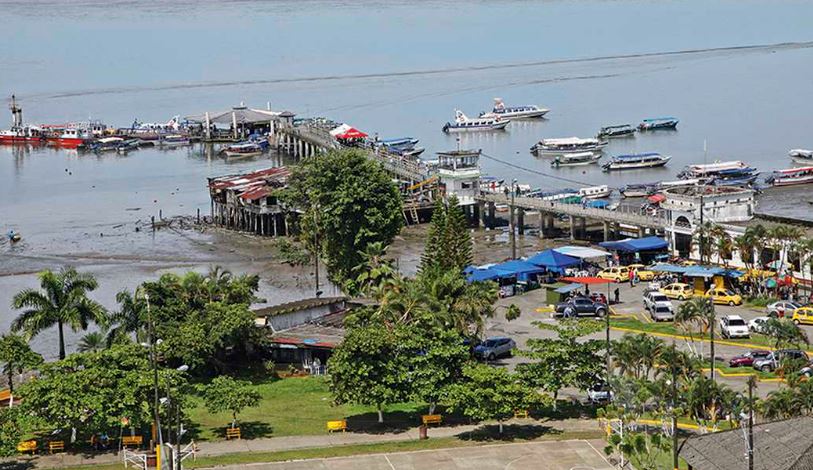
[[121, 435, 143, 448], [48, 441, 65, 454], [326, 420, 347, 433], [225, 427, 241, 440], [514, 410, 529, 419], [421, 414, 442, 426], [17, 440, 37, 454]]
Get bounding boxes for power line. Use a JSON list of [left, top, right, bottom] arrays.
[[479, 151, 594, 187]]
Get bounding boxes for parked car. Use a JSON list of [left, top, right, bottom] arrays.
[[660, 283, 694, 300], [474, 337, 516, 361], [720, 315, 750, 339], [586, 381, 613, 404], [766, 301, 803, 318], [650, 305, 674, 322], [705, 288, 743, 306], [597, 266, 631, 282], [643, 291, 673, 312], [748, 316, 770, 333], [791, 307, 813, 326], [555, 297, 608, 318], [800, 362, 813, 378], [627, 264, 656, 281], [752, 349, 809, 372], [729, 350, 771, 367]]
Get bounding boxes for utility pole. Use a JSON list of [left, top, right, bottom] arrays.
[[671, 341, 679, 470], [145, 292, 164, 463], [748, 376, 755, 470], [605, 305, 611, 393], [709, 297, 716, 382], [510, 178, 517, 259]]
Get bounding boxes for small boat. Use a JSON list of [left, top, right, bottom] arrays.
[[401, 147, 425, 158], [223, 141, 263, 158], [530, 137, 607, 156], [0, 96, 45, 144], [579, 185, 612, 199], [602, 153, 671, 171], [534, 188, 580, 202], [789, 149, 813, 161], [766, 167, 813, 187], [551, 152, 601, 167], [380, 137, 419, 148], [620, 183, 656, 198], [707, 167, 759, 187], [678, 161, 749, 179], [597, 124, 635, 139], [442, 110, 510, 133], [91, 137, 125, 152], [638, 117, 679, 131], [659, 178, 700, 189], [159, 134, 191, 147], [116, 139, 140, 154], [479, 98, 549, 119], [47, 128, 94, 148]]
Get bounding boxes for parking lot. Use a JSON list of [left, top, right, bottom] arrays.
[[210, 440, 613, 470], [487, 279, 811, 396]]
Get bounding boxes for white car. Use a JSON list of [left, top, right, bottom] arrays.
[[766, 301, 803, 318], [748, 316, 770, 333], [643, 291, 673, 312], [720, 315, 750, 339]]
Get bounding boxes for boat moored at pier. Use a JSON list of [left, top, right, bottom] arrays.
[[0, 95, 45, 144], [638, 117, 679, 131], [766, 167, 813, 187], [578, 185, 612, 199], [479, 98, 549, 119], [602, 152, 671, 171], [677, 160, 749, 179], [789, 148, 813, 162], [551, 152, 601, 167], [223, 141, 264, 158], [442, 110, 509, 133], [530, 137, 606, 156], [597, 124, 635, 138]]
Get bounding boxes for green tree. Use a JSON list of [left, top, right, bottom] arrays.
[[202, 376, 261, 429], [519, 319, 604, 409], [419, 195, 472, 274], [11, 267, 107, 360], [612, 333, 664, 380], [0, 332, 43, 395], [78, 330, 107, 352], [685, 375, 737, 429], [675, 297, 715, 363], [444, 364, 547, 434], [692, 221, 717, 264], [282, 149, 403, 287], [762, 318, 808, 349], [0, 407, 33, 458], [604, 431, 672, 470], [401, 327, 469, 415], [108, 289, 149, 345], [350, 241, 398, 297]]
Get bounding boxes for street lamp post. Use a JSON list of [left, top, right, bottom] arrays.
[[144, 292, 164, 457], [510, 178, 517, 259]]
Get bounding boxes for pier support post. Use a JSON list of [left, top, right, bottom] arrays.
[[539, 212, 546, 238], [580, 217, 586, 239], [517, 209, 525, 235], [603, 221, 610, 241], [477, 201, 486, 228], [638, 226, 645, 238], [487, 202, 496, 228], [569, 215, 576, 240]]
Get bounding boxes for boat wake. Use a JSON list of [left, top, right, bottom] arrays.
[[20, 40, 813, 102]]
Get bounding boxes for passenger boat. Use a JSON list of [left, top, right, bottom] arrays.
[[442, 110, 510, 133], [677, 161, 749, 179], [578, 185, 612, 199], [706, 167, 758, 187], [223, 142, 263, 158], [380, 137, 419, 148], [551, 152, 601, 167], [400, 147, 425, 157], [530, 137, 607, 156], [766, 167, 813, 187], [659, 178, 700, 189], [90, 137, 125, 152], [597, 124, 635, 138], [159, 134, 191, 147], [638, 117, 679, 131], [46, 128, 94, 148], [116, 139, 140, 154], [533, 188, 580, 202], [620, 183, 656, 198], [0, 95, 45, 144], [789, 149, 813, 161], [479, 98, 549, 119], [602, 153, 671, 171]]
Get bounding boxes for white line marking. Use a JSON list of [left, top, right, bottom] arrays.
[[384, 454, 397, 470], [583, 439, 615, 470]]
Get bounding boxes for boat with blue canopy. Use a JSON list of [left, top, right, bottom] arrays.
[[638, 117, 679, 131], [602, 152, 671, 171]]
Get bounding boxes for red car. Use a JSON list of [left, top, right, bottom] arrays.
[[729, 350, 771, 368]]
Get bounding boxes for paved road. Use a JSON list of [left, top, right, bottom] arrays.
[[208, 440, 613, 470]]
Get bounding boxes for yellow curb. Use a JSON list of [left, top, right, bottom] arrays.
[[699, 368, 785, 382]]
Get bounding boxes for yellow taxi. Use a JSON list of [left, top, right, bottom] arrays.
[[791, 307, 813, 326], [704, 288, 743, 306], [627, 264, 656, 281], [597, 266, 632, 282], [660, 283, 694, 300], [679, 260, 697, 266]]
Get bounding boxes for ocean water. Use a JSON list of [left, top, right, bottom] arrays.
[[2, 0, 813, 355]]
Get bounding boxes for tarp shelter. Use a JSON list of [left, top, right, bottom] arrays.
[[585, 200, 610, 209], [526, 249, 581, 272], [650, 264, 689, 274], [599, 236, 668, 253], [329, 124, 368, 140], [492, 260, 546, 282], [553, 246, 610, 259], [555, 283, 583, 294], [647, 194, 666, 204], [186, 104, 280, 139], [558, 276, 614, 285], [466, 268, 503, 282]]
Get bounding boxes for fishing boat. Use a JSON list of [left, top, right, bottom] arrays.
[[400, 147, 425, 158], [479, 98, 549, 119], [0, 96, 44, 144], [551, 152, 601, 167], [789, 149, 813, 162], [223, 141, 263, 158], [116, 139, 140, 154], [530, 137, 607, 156], [578, 185, 612, 199], [602, 153, 671, 171], [707, 167, 759, 187], [638, 117, 679, 131], [90, 137, 124, 152], [442, 110, 510, 133], [677, 161, 749, 179], [766, 167, 813, 187], [620, 183, 656, 198], [46, 127, 94, 148], [597, 124, 635, 138], [159, 134, 191, 147]]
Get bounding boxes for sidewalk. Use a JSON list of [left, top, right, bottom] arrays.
[[15, 418, 600, 469]]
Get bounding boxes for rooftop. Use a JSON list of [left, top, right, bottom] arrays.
[[254, 296, 347, 318]]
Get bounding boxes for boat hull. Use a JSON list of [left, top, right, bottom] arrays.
[[0, 135, 44, 144], [771, 176, 813, 187], [603, 159, 670, 171], [224, 150, 262, 158], [481, 109, 549, 119], [47, 137, 87, 148], [443, 121, 509, 133]]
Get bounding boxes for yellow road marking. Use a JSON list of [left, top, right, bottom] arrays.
[[609, 326, 799, 352]]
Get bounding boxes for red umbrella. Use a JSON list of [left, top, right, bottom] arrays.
[[335, 127, 368, 139], [559, 276, 613, 285]]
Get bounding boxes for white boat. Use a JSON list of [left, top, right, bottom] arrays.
[[766, 167, 813, 187], [223, 142, 263, 158], [530, 137, 607, 156], [92, 137, 124, 152], [479, 98, 549, 119], [551, 151, 601, 167], [789, 149, 813, 161], [602, 153, 671, 171], [578, 185, 612, 199], [677, 160, 749, 179], [442, 110, 509, 133], [597, 124, 635, 138], [159, 134, 191, 147]]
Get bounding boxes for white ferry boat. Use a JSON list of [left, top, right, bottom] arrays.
[[530, 137, 607, 156], [677, 161, 749, 179], [479, 98, 549, 119], [579, 185, 612, 199], [442, 110, 509, 133], [602, 152, 671, 171]]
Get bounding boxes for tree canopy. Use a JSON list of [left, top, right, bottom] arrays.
[[420, 195, 472, 274], [0, 332, 43, 395], [201, 376, 261, 428]]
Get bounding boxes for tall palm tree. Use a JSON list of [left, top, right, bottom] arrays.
[[676, 297, 716, 377], [108, 289, 148, 345], [692, 221, 718, 264], [11, 267, 107, 360]]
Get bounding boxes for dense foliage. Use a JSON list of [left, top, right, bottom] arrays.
[[202, 376, 262, 428], [420, 195, 472, 274], [0, 332, 42, 394]]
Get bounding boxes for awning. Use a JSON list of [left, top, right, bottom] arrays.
[[650, 263, 689, 273], [647, 194, 666, 204], [526, 249, 581, 269], [466, 268, 502, 282], [684, 266, 726, 278], [599, 236, 668, 253], [555, 283, 583, 294], [585, 200, 610, 209], [330, 124, 368, 139], [558, 276, 614, 285], [185, 105, 279, 124], [492, 260, 547, 282], [553, 246, 610, 259]]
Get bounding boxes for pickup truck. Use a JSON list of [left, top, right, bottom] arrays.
[[555, 296, 608, 318]]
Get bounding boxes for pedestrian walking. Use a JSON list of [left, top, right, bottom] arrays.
[[614, 288, 620, 304]]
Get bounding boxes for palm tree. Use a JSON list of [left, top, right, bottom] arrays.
[[692, 221, 718, 264], [734, 233, 759, 294], [676, 297, 716, 376], [77, 331, 107, 352], [11, 267, 107, 360], [711, 226, 733, 267], [108, 289, 148, 345]]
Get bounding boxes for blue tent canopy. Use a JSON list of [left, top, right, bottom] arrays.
[[650, 264, 689, 273], [526, 249, 581, 269], [599, 236, 669, 253], [684, 266, 726, 278], [584, 200, 610, 209], [492, 259, 546, 282], [466, 268, 502, 282]]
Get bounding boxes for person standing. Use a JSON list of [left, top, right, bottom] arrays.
[[614, 287, 620, 304], [628, 268, 635, 287]]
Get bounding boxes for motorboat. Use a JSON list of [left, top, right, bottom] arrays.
[[602, 152, 671, 171], [159, 134, 191, 147], [479, 98, 549, 119], [551, 151, 601, 167], [708, 167, 759, 187], [789, 149, 813, 162], [533, 188, 580, 202], [223, 141, 263, 158], [0, 95, 45, 144], [678, 161, 749, 179], [442, 110, 510, 133], [578, 185, 612, 199], [380, 137, 419, 148], [597, 124, 635, 139], [116, 139, 140, 154], [767, 166, 813, 187], [90, 137, 124, 152], [400, 147, 425, 158], [530, 137, 607, 156], [620, 183, 656, 198], [659, 178, 700, 189], [638, 117, 679, 131], [46, 127, 94, 148]]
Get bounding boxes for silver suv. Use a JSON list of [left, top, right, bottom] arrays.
[[474, 337, 516, 361], [643, 291, 673, 312], [753, 349, 808, 372]]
